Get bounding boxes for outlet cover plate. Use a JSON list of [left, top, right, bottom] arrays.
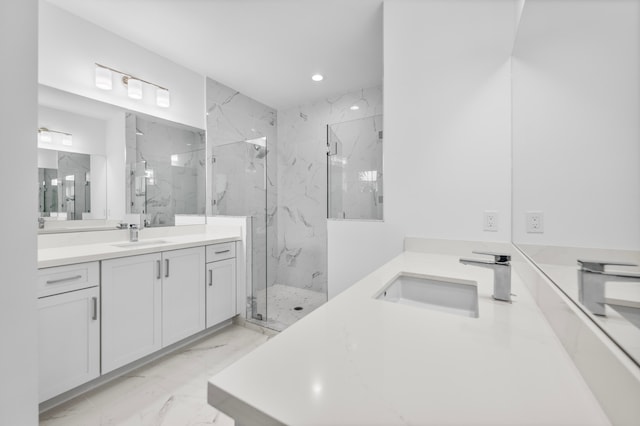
[[484, 211, 498, 232], [526, 211, 544, 233]]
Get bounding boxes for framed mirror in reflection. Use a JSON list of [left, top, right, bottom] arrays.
[[38, 85, 207, 232], [512, 0, 640, 366]]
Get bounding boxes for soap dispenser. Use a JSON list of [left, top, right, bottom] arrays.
[[129, 224, 139, 242]]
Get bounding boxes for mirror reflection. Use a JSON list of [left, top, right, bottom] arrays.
[[125, 112, 206, 227], [512, 0, 640, 365]]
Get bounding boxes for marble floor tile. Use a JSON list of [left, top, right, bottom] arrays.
[[253, 284, 326, 331], [40, 325, 272, 426]]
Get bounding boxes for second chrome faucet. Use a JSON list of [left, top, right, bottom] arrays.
[[459, 251, 512, 302]]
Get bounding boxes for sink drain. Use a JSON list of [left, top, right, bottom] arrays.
[[293, 306, 303, 311]]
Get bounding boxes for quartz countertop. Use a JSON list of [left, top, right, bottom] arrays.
[[208, 250, 610, 425], [38, 228, 241, 268]]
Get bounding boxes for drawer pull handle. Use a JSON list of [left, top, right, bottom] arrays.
[[91, 297, 98, 321], [46, 275, 82, 285], [214, 250, 230, 254]]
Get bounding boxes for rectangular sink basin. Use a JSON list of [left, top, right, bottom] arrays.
[[375, 273, 479, 318], [112, 239, 170, 248]]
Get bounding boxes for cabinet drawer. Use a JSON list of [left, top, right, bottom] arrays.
[[206, 242, 236, 262], [38, 262, 99, 298]]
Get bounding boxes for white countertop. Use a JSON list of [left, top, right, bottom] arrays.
[[208, 250, 610, 425], [38, 228, 241, 268]]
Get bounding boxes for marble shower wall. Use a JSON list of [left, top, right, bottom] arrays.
[[328, 114, 384, 220], [206, 78, 278, 309], [277, 86, 383, 293], [125, 112, 206, 226]]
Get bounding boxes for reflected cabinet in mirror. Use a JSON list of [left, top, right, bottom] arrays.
[[512, 0, 640, 366], [125, 112, 206, 227]]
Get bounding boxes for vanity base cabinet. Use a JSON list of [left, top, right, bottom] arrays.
[[38, 286, 100, 403], [162, 247, 206, 347], [101, 253, 162, 374], [206, 257, 237, 328]]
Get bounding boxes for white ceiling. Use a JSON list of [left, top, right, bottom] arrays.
[[45, 0, 384, 110]]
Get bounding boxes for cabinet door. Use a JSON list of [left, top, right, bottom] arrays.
[[38, 286, 100, 402], [101, 253, 162, 374], [162, 246, 205, 347], [206, 258, 237, 328]]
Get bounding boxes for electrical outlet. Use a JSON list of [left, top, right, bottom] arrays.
[[484, 211, 498, 232], [526, 211, 544, 233]]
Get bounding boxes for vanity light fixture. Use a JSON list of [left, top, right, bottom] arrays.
[[94, 63, 171, 108], [311, 74, 324, 82], [38, 127, 72, 146]]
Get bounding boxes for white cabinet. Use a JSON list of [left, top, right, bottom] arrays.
[[206, 242, 237, 328], [101, 253, 162, 374], [162, 247, 206, 346], [206, 258, 237, 327], [101, 247, 205, 373], [38, 264, 100, 402]]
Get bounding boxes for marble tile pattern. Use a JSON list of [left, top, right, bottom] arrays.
[[58, 152, 91, 220], [206, 77, 278, 319], [277, 86, 383, 293], [39, 325, 272, 426], [126, 113, 206, 226], [328, 114, 383, 220]]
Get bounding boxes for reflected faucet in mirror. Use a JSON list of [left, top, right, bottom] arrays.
[[577, 260, 640, 316]]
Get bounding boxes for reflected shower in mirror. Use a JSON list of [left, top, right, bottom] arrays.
[[125, 112, 206, 227], [512, 0, 640, 365]]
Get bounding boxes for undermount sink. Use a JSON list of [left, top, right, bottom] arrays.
[[375, 273, 479, 318], [112, 239, 170, 248]]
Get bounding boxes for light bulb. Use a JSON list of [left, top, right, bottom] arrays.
[[156, 88, 170, 107], [95, 66, 112, 90], [127, 78, 143, 99], [62, 134, 73, 146], [39, 130, 52, 143]]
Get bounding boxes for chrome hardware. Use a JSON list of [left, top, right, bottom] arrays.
[[156, 260, 161, 279], [577, 259, 640, 316], [214, 249, 230, 255], [209, 269, 213, 286], [38, 217, 45, 229], [129, 224, 139, 242], [460, 251, 512, 302], [165, 259, 170, 278], [91, 297, 98, 321], [46, 275, 82, 285]]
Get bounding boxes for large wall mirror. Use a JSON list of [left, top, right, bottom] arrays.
[[512, 0, 640, 366], [38, 85, 206, 232]]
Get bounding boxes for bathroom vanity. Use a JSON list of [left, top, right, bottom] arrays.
[[208, 239, 640, 425], [37, 225, 242, 405]]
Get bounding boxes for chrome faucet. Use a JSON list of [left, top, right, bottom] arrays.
[[38, 217, 45, 229], [460, 251, 512, 302], [129, 224, 139, 242], [577, 260, 640, 316]]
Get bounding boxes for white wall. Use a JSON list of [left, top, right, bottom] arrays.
[[39, 1, 205, 129], [38, 105, 106, 155], [384, 0, 514, 243], [328, 0, 516, 298], [512, 0, 640, 250], [0, 0, 38, 424]]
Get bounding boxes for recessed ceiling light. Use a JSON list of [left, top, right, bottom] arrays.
[[311, 74, 324, 82], [350, 105, 360, 111]]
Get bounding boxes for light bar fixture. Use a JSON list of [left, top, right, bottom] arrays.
[[94, 63, 170, 108], [38, 127, 73, 146]]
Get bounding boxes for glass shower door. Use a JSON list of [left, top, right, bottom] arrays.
[[327, 114, 384, 220], [211, 137, 268, 321]]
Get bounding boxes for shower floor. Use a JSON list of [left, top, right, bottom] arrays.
[[251, 284, 326, 331]]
